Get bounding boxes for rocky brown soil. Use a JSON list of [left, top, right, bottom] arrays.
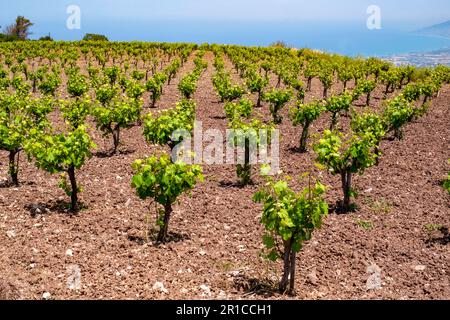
[[0, 52, 449, 300]]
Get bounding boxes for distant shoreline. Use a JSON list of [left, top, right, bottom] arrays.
[[383, 46, 450, 67]]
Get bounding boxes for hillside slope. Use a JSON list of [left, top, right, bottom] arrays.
[[418, 20, 450, 38]]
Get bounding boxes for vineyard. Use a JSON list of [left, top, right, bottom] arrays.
[[0, 41, 449, 300]]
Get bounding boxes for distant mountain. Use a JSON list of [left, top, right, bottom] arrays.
[[417, 20, 450, 38]]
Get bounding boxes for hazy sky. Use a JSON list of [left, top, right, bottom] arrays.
[[1, 0, 448, 23], [0, 0, 448, 41]]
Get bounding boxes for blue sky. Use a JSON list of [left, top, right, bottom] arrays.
[[0, 0, 449, 47], [1, 0, 448, 24]]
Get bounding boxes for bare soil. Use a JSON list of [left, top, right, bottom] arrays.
[[0, 53, 449, 300]]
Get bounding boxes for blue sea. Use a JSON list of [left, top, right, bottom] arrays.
[[33, 19, 450, 57]]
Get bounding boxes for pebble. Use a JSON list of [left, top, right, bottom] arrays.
[[6, 230, 16, 238], [307, 271, 318, 285], [66, 249, 73, 257], [152, 281, 168, 294], [199, 284, 212, 297], [414, 265, 427, 272], [42, 292, 51, 300], [29, 204, 43, 215]]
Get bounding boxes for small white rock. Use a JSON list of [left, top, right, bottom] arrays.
[[199, 250, 206, 256], [6, 230, 16, 238], [66, 249, 73, 257], [199, 284, 212, 297], [307, 271, 318, 285], [414, 265, 427, 272], [152, 281, 168, 294], [42, 292, 51, 300]]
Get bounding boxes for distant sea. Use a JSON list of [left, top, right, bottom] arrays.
[[33, 20, 450, 57]]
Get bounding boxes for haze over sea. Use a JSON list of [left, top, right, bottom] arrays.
[[33, 19, 450, 57], [4, 0, 450, 57]]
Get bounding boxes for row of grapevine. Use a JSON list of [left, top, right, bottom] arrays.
[[209, 45, 449, 292], [1, 41, 449, 295]]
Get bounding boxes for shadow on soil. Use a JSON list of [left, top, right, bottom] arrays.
[[0, 181, 16, 188], [25, 201, 85, 216], [0, 180, 35, 188], [287, 146, 307, 154], [329, 201, 358, 215], [127, 231, 191, 246], [95, 149, 136, 158], [425, 227, 450, 246], [232, 274, 278, 298], [210, 115, 226, 120], [219, 180, 253, 189]]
